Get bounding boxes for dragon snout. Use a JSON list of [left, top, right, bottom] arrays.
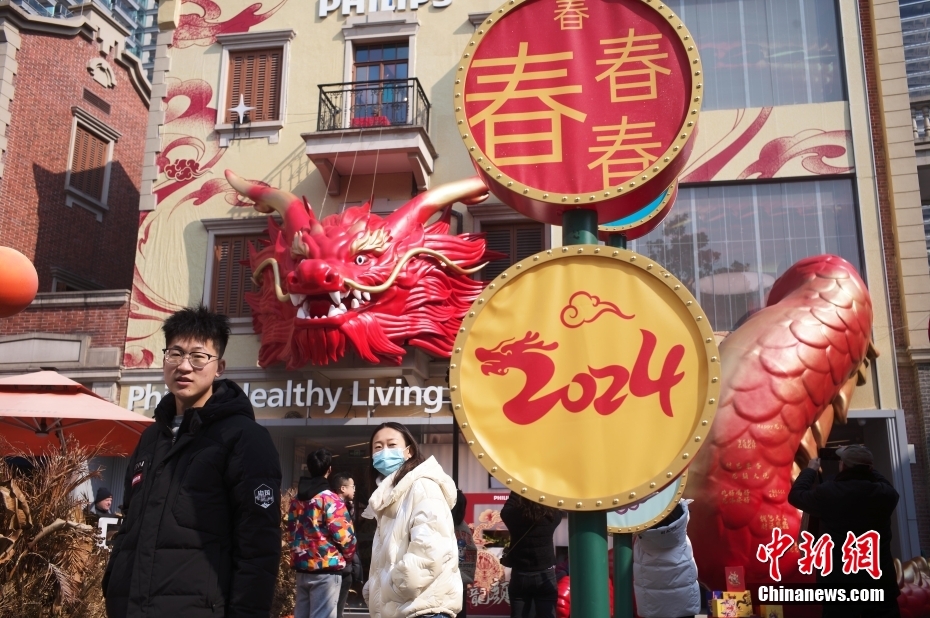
[[290, 260, 345, 291]]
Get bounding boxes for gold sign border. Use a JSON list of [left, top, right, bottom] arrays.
[[449, 246, 720, 511], [598, 179, 677, 233], [453, 0, 703, 206], [606, 470, 687, 534]]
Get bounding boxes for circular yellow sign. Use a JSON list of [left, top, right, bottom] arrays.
[[450, 246, 719, 511]]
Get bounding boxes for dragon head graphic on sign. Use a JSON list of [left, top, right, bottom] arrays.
[[225, 171, 496, 368]]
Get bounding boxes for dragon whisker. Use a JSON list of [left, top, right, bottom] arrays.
[[250, 258, 290, 302], [344, 248, 487, 294]]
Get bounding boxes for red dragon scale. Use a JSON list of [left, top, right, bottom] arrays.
[[685, 254, 875, 590], [225, 170, 498, 367]]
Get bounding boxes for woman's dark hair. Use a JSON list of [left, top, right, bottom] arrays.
[[162, 305, 231, 357], [514, 491, 560, 523], [306, 448, 333, 477], [369, 422, 424, 487], [452, 489, 467, 525]]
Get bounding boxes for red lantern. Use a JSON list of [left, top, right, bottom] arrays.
[[0, 246, 38, 318]]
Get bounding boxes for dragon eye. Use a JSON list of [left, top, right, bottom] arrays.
[[355, 255, 367, 266]]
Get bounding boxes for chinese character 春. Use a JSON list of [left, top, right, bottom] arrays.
[[798, 531, 834, 576], [756, 527, 794, 581], [554, 0, 588, 30], [841, 530, 882, 579], [587, 118, 662, 189], [596, 29, 671, 102], [467, 42, 586, 166]]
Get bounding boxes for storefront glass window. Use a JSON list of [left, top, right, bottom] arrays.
[[666, 0, 845, 109], [631, 179, 861, 332]]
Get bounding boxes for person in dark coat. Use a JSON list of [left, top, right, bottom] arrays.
[[329, 471, 362, 618], [500, 492, 562, 618], [102, 306, 282, 618], [788, 445, 901, 618]]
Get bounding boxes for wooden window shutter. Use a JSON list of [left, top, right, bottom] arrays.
[[70, 125, 108, 199], [211, 233, 266, 318], [226, 48, 283, 123], [480, 223, 545, 281]]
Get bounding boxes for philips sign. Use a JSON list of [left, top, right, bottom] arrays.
[[319, 0, 451, 18]]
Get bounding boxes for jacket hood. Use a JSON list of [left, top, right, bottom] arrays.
[[636, 499, 690, 550], [154, 379, 254, 427], [366, 456, 457, 516], [297, 476, 331, 501]]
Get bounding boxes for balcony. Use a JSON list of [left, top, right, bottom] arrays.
[[302, 78, 437, 195]]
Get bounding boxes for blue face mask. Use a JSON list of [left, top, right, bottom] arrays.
[[373, 447, 407, 477]]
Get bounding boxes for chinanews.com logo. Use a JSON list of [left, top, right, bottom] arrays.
[[754, 527, 886, 604]]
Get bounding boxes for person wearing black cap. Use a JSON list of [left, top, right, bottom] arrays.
[[88, 487, 113, 516], [788, 445, 901, 618]]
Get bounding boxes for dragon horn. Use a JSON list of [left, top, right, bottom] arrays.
[[385, 176, 489, 236], [225, 170, 316, 235]]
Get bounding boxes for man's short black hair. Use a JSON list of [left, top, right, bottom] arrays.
[[162, 305, 231, 357], [329, 471, 353, 493], [307, 449, 333, 477]]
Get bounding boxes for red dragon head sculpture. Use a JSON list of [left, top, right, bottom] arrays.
[[225, 171, 496, 368]]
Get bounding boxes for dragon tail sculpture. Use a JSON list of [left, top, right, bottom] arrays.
[[685, 254, 876, 590]]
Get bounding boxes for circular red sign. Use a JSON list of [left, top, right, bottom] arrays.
[[455, 0, 701, 225]]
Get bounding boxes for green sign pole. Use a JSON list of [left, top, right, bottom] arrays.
[[562, 209, 610, 618], [608, 233, 628, 250], [613, 533, 634, 618]]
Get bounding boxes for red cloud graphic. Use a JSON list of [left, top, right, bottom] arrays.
[[560, 291, 634, 328]]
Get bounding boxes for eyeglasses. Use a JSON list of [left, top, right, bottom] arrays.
[[163, 349, 219, 369]]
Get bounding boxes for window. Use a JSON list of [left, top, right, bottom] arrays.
[[666, 0, 844, 110], [65, 107, 119, 222], [631, 179, 861, 331], [481, 223, 546, 281], [352, 42, 410, 127], [214, 29, 295, 146], [226, 48, 283, 123], [69, 126, 107, 199], [210, 233, 267, 319]]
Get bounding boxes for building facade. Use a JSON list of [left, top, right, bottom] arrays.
[[121, 0, 930, 601]]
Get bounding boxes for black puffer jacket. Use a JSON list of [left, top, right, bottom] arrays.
[[788, 466, 899, 597], [103, 380, 282, 617], [500, 492, 562, 572]]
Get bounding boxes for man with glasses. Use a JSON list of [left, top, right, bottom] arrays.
[[103, 305, 282, 618]]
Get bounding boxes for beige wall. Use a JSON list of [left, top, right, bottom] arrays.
[[125, 0, 903, 418]]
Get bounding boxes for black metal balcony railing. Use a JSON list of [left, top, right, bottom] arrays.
[[317, 78, 430, 132]]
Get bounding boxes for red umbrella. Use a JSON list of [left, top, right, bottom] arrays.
[[0, 371, 153, 455]]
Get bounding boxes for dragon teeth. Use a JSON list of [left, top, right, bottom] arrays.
[[327, 305, 340, 318], [296, 305, 309, 320], [362, 292, 371, 301], [352, 290, 362, 300], [329, 291, 342, 305], [290, 293, 306, 306], [350, 298, 360, 310], [338, 303, 347, 313]]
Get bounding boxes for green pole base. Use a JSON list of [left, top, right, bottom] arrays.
[[568, 511, 611, 618], [613, 533, 634, 618]]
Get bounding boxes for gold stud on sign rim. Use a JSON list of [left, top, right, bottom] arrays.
[[449, 247, 719, 510]]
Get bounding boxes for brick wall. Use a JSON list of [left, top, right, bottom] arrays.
[[860, 0, 930, 552], [0, 297, 130, 351], [0, 30, 147, 292]]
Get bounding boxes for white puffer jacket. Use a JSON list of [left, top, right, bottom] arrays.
[[632, 499, 701, 618], [363, 456, 463, 618]]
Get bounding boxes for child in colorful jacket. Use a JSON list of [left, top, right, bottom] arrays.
[[288, 449, 357, 618]]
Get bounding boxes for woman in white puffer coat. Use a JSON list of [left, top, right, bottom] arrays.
[[363, 422, 463, 618], [632, 498, 701, 618]]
